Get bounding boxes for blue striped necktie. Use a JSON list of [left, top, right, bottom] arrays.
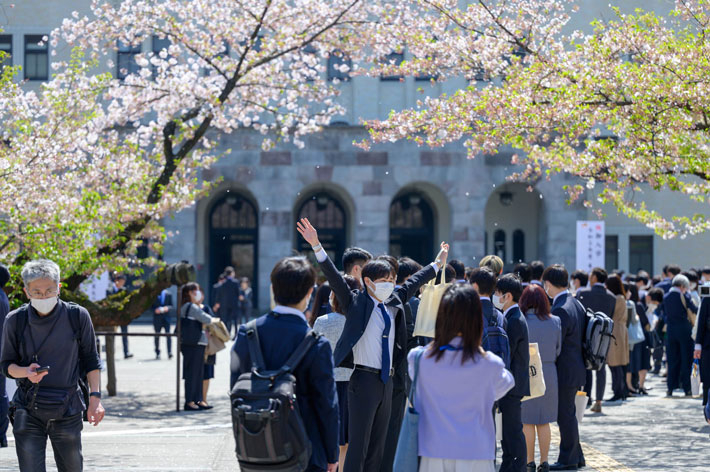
[[378, 303, 391, 384]]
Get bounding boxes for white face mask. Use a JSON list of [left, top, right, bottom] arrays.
[[192, 290, 202, 302], [690, 283, 697, 291], [31, 296, 58, 314], [371, 281, 394, 302], [492, 294, 505, 310]]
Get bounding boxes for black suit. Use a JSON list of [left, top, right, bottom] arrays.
[[499, 305, 529, 472], [656, 278, 672, 294], [664, 290, 696, 394], [551, 292, 587, 466], [215, 278, 240, 334], [696, 298, 710, 405], [151, 291, 173, 357], [577, 284, 617, 401], [319, 254, 436, 472]]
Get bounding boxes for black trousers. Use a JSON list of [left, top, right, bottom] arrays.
[[15, 413, 83, 472], [557, 385, 582, 466], [221, 308, 239, 336], [666, 325, 693, 393], [379, 386, 406, 472], [701, 350, 710, 405], [0, 373, 8, 443], [584, 364, 606, 402], [153, 314, 172, 356], [609, 365, 625, 397], [120, 325, 130, 356], [652, 344, 664, 373], [182, 344, 205, 404], [499, 393, 526, 472], [344, 369, 393, 472]]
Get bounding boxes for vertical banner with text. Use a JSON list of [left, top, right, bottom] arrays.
[[576, 221, 605, 271]]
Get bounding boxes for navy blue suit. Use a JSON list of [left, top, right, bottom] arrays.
[[663, 290, 697, 394], [656, 278, 672, 294], [215, 278, 241, 334], [499, 305, 529, 472], [696, 298, 710, 405], [231, 312, 339, 472], [551, 292, 587, 466], [482, 298, 506, 329], [0, 290, 9, 445], [151, 290, 173, 357]]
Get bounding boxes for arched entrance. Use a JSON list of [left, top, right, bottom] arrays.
[[296, 191, 348, 268], [484, 183, 543, 271], [209, 192, 258, 303], [389, 191, 435, 265]]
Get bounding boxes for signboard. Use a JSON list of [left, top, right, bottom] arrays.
[[79, 271, 111, 302], [576, 221, 605, 271]]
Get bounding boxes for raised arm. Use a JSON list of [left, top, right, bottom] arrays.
[[397, 241, 449, 301], [297, 218, 353, 313]]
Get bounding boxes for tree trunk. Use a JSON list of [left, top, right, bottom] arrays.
[[105, 327, 117, 396]]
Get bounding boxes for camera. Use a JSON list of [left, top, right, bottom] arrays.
[[700, 283, 710, 298]]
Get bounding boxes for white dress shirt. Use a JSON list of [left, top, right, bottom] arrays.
[[273, 305, 308, 323]]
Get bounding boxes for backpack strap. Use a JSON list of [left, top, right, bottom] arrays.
[[14, 307, 29, 364], [245, 320, 267, 372], [66, 303, 82, 343], [283, 330, 320, 374]]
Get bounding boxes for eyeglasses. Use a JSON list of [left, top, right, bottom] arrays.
[[28, 288, 59, 298]]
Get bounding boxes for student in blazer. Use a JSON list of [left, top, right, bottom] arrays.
[[297, 218, 448, 472]]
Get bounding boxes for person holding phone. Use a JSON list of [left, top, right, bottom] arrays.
[[0, 259, 104, 471]]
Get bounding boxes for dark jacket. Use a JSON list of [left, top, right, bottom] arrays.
[[551, 292, 587, 387], [663, 290, 697, 328], [576, 284, 617, 318], [504, 305, 530, 397], [151, 290, 173, 316], [215, 278, 240, 312], [696, 298, 710, 350], [0, 290, 9, 355], [481, 298, 506, 329], [655, 278, 672, 294], [231, 312, 339, 471], [319, 254, 437, 370]]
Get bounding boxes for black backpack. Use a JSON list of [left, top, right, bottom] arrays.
[[15, 303, 91, 421], [582, 307, 615, 371], [231, 319, 319, 472], [482, 312, 511, 368]]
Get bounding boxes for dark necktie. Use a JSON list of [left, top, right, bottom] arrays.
[[378, 303, 391, 384]]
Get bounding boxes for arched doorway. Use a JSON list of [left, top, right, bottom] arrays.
[[209, 192, 258, 303], [296, 191, 348, 268], [389, 191, 435, 265], [484, 183, 543, 271]]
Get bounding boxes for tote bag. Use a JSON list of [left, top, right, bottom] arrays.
[[691, 360, 701, 397], [393, 350, 425, 472], [413, 278, 451, 338], [522, 343, 546, 402], [628, 316, 645, 346]]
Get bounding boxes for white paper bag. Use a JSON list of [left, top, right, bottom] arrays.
[[575, 391, 587, 424], [495, 408, 502, 441], [522, 343, 546, 402], [691, 360, 701, 397]]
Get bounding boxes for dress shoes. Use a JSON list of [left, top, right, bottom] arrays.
[[0, 437, 7, 448], [605, 394, 624, 402], [527, 461, 537, 472], [590, 402, 602, 413], [548, 462, 578, 471], [538, 462, 550, 472]]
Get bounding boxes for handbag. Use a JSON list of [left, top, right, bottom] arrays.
[[679, 294, 697, 327], [413, 277, 451, 338], [393, 349, 425, 472], [179, 303, 204, 346], [691, 359, 701, 397], [522, 343, 546, 402], [628, 315, 645, 346]]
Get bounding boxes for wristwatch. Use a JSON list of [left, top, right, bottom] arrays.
[[90, 391, 102, 399]]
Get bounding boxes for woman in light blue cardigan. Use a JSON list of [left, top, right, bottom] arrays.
[[409, 284, 514, 472], [313, 275, 361, 468]]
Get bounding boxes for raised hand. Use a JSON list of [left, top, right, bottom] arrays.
[[296, 218, 321, 248], [435, 241, 450, 269]]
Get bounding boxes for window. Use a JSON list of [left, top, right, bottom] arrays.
[[513, 229, 525, 263], [380, 51, 404, 81], [117, 40, 141, 80], [389, 192, 435, 264], [0, 35, 12, 70], [151, 35, 170, 76], [327, 50, 351, 81], [24, 35, 48, 81], [629, 235, 653, 274], [494, 230, 506, 265], [605, 235, 619, 272], [297, 192, 348, 266]]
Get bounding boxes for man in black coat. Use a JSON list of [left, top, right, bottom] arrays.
[[695, 296, 710, 406], [664, 275, 696, 396], [543, 265, 587, 471], [0, 264, 9, 448], [213, 267, 241, 336], [151, 289, 173, 360], [297, 218, 448, 472], [576, 267, 617, 413], [494, 274, 529, 472]]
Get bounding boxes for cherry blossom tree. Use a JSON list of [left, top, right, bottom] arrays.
[[362, 0, 710, 238], [0, 0, 394, 321]]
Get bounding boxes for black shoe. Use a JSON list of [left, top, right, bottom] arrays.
[[198, 403, 214, 410], [639, 388, 649, 395], [183, 403, 200, 411], [548, 463, 578, 471], [605, 395, 623, 402], [538, 463, 550, 472], [578, 459, 586, 468], [586, 398, 592, 408], [168, 353, 173, 359], [527, 461, 536, 472], [156, 353, 161, 360], [0, 437, 7, 448], [627, 388, 639, 395], [124, 352, 134, 359], [685, 391, 693, 397], [666, 391, 673, 397]]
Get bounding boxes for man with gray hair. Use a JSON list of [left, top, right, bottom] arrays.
[[0, 259, 104, 471], [663, 273, 698, 397]]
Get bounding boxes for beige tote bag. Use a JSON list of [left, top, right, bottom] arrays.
[[413, 278, 451, 338], [522, 342, 546, 402]]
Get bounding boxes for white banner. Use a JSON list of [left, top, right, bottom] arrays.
[[576, 221, 605, 272], [79, 271, 111, 302]]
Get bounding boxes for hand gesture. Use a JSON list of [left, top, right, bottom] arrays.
[[296, 218, 321, 248], [327, 463, 339, 472], [435, 241, 450, 269], [695, 349, 702, 360], [26, 363, 48, 384], [87, 397, 106, 426]]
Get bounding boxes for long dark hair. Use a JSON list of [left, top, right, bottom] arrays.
[[180, 282, 200, 313], [519, 284, 551, 320], [332, 275, 361, 314], [310, 283, 332, 326], [429, 284, 484, 364], [605, 275, 626, 298]]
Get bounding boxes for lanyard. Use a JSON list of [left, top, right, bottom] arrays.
[[26, 310, 62, 363], [439, 344, 463, 352]]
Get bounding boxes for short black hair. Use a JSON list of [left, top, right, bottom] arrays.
[[444, 265, 456, 283], [636, 270, 650, 284], [377, 255, 399, 275], [224, 266, 235, 277], [448, 259, 465, 280], [701, 266, 710, 275], [667, 264, 681, 276], [0, 264, 9, 288], [542, 264, 569, 288], [530, 260, 545, 280], [469, 267, 497, 296], [513, 263, 531, 283], [683, 270, 699, 283], [647, 287, 664, 303], [271, 256, 316, 306], [397, 257, 422, 285], [590, 267, 608, 283], [496, 274, 523, 302], [342, 247, 373, 275], [361, 259, 394, 283], [571, 270, 589, 287]]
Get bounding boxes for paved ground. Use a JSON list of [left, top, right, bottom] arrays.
[[1, 325, 708, 471]]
